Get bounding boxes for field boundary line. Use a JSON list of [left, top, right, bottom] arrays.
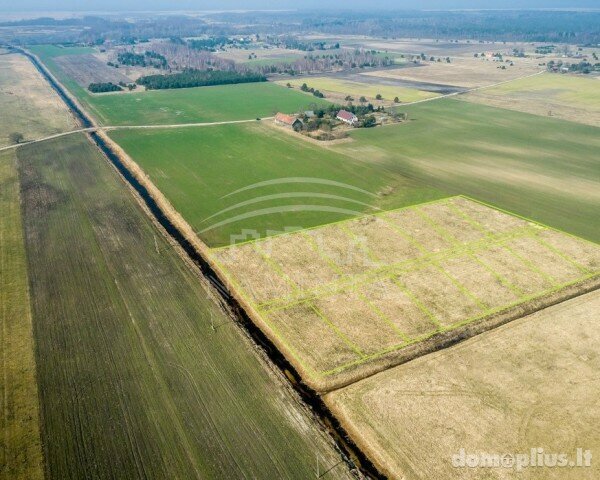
[[338, 223, 382, 266], [253, 243, 302, 294], [211, 195, 456, 251], [431, 262, 490, 311], [501, 242, 558, 287], [460, 195, 600, 247], [207, 253, 261, 310], [529, 234, 592, 275], [260, 310, 321, 379], [355, 291, 411, 343], [309, 304, 366, 358], [299, 231, 410, 341], [467, 250, 525, 298], [410, 206, 490, 310], [321, 270, 600, 377], [258, 225, 540, 312], [441, 201, 527, 296], [391, 277, 442, 329]]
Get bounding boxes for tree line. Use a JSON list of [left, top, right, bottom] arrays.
[[136, 69, 267, 90]]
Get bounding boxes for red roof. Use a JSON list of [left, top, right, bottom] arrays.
[[337, 110, 357, 121], [275, 113, 297, 125]]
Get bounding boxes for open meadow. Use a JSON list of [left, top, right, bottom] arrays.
[[108, 121, 445, 247], [215, 47, 305, 65], [0, 52, 76, 146], [332, 99, 600, 243], [0, 150, 43, 480], [462, 72, 600, 126], [29, 45, 330, 126], [361, 56, 542, 88], [325, 289, 600, 479], [211, 196, 600, 391], [15, 133, 353, 479], [277, 77, 438, 104]]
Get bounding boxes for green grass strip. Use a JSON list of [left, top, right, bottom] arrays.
[[253, 243, 301, 294], [501, 242, 558, 287], [530, 233, 592, 274], [309, 304, 365, 357]]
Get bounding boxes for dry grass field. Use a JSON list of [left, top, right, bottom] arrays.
[[462, 72, 600, 127], [325, 289, 600, 480], [210, 196, 600, 392], [361, 57, 541, 88], [215, 47, 305, 65], [277, 76, 438, 104], [54, 54, 132, 88], [0, 53, 76, 146], [0, 151, 43, 480]]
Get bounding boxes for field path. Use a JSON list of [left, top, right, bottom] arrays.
[[0, 118, 271, 152], [0, 69, 545, 153], [395, 69, 546, 107]]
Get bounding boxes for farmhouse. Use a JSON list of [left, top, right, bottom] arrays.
[[336, 110, 358, 125], [275, 112, 304, 131]]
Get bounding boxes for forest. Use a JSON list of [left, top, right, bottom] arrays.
[[135, 69, 267, 89]]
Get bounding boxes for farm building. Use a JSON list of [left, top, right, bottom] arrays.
[[337, 110, 358, 125], [275, 112, 304, 131]]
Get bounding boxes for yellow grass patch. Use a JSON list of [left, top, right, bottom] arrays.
[[210, 196, 600, 391]]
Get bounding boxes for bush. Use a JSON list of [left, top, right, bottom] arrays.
[[88, 82, 123, 93]]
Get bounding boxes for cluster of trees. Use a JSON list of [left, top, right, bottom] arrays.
[[142, 41, 237, 72], [188, 36, 231, 51], [251, 49, 393, 76], [270, 37, 340, 51], [535, 45, 555, 54], [139, 38, 392, 78], [136, 69, 267, 90], [547, 60, 600, 74], [116, 50, 168, 69], [299, 83, 325, 98], [88, 82, 123, 93]]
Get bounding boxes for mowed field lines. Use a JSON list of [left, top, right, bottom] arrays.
[[334, 99, 600, 243], [16, 134, 353, 479], [0, 151, 43, 480], [210, 196, 600, 391], [109, 122, 445, 247]]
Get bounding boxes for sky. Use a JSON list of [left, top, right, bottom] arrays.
[[1, 0, 598, 12]]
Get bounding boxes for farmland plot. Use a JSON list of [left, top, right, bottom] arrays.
[[211, 196, 600, 392], [54, 54, 132, 88], [462, 72, 600, 127], [333, 99, 600, 243], [16, 134, 353, 479], [325, 290, 600, 480], [0, 151, 43, 480], [0, 53, 76, 146], [361, 57, 541, 89]]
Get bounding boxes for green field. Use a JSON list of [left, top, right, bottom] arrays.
[[29, 45, 329, 126], [16, 133, 352, 479], [0, 151, 43, 480], [332, 99, 600, 243], [109, 122, 445, 246]]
